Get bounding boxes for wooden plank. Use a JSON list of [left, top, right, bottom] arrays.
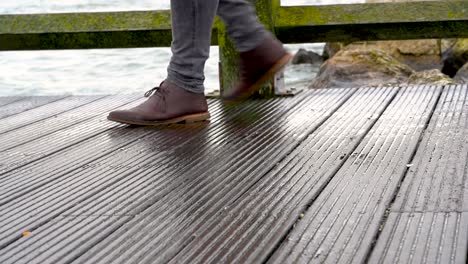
[[370, 85, 468, 264], [0, 96, 105, 135], [0, 89, 354, 263], [0, 99, 216, 193], [0, 97, 145, 174], [0, 100, 221, 251], [1, 1, 467, 50], [170, 86, 399, 263], [1, 85, 464, 262], [275, 1, 468, 43], [73, 90, 352, 264], [276, 1, 468, 27], [0, 94, 304, 258], [0, 11, 172, 34], [0, 97, 28, 107], [275, 21, 468, 44], [0, 94, 140, 151], [370, 212, 468, 264], [0, 10, 175, 50], [0, 95, 68, 120], [270, 85, 443, 263], [0, 10, 218, 50], [0, 30, 178, 50]]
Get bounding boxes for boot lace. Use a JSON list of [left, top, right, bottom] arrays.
[[144, 81, 170, 98], [144, 86, 160, 97], [143, 82, 170, 111]]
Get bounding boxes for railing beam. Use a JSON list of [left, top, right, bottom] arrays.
[[275, 1, 468, 43], [1, 1, 467, 50], [1, 0, 467, 96], [275, 20, 468, 44], [0, 10, 218, 50]]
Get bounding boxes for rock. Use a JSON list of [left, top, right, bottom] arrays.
[[367, 0, 434, 2], [291, 48, 323, 65], [407, 69, 457, 86], [441, 38, 468, 77], [321, 40, 442, 71], [311, 49, 414, 89], [322, 43, 345, 60], [454, 62, 468, 83], [347, 40, 442, 71]]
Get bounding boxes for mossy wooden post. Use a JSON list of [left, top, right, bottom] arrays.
[[218, 0, 281, 98]]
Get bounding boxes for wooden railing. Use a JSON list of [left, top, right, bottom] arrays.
[[1, 0, 467, 95]]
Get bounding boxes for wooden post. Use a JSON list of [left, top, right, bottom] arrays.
[[218, 0, 281, 98]]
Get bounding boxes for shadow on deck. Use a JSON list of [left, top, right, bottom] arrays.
[[0, 85, 467, 264]]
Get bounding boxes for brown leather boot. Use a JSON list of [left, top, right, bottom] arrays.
[[108, 81, 210, 126], [222, 36, 292, 102]]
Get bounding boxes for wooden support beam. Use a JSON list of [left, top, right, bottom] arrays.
[[275, 1, 468, 43], [0, 0, 467, 97], [0, 10, 217, 50], [275, 21, 468, 44], [1, 1, 467, 50]]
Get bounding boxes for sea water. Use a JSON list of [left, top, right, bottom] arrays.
[[0, 0, 363, 96]]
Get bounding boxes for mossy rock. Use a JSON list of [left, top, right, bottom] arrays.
[[323, 39, 442, 71], [366, 0, 435, 2], [407, 69, 457, 86], [454, 62, 468, 83], [322, 42, 346, 61], [311, 49, 414, 89], [291, 48, 323, 65], [441, 38, 468, 77]]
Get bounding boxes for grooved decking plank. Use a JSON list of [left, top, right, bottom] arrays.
[[369, 85, 468, 264], [0, 94, 305, 261], [0, 95, 68, 119], [73, 89, 352, 264], [0, 100, 221, 251], [0, 96, 28, 107], [169, 86, 399, 264], [371, 213, 468, 264], [0, 95, 106, 135], [0, 89, 354, 264], [270, 85, 443, 264], [0, 99, 216, 202], [0, 96, 147, 175], [0, 94, 140, 150]]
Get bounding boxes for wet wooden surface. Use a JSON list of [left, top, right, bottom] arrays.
[[0, 85, 466, 264]]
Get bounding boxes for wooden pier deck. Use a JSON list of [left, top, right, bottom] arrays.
[[0, 85, 467, 264]]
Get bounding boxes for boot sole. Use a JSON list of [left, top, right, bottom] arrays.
[[107, 112, 211, 126], [223, 53, 293, 103]]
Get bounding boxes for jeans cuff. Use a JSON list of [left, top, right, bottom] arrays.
[[166, 71, 205, 94]]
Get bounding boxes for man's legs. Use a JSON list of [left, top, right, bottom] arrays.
[[108, 0, 218, 125], [167, 0, 273, 94], [108, 0, 290, 125], [216, 0, 291, 101], [217, 0, 270, 52], [167, 0, 219, 94]]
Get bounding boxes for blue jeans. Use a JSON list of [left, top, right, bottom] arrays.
[[167, 0, 270, 94]]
